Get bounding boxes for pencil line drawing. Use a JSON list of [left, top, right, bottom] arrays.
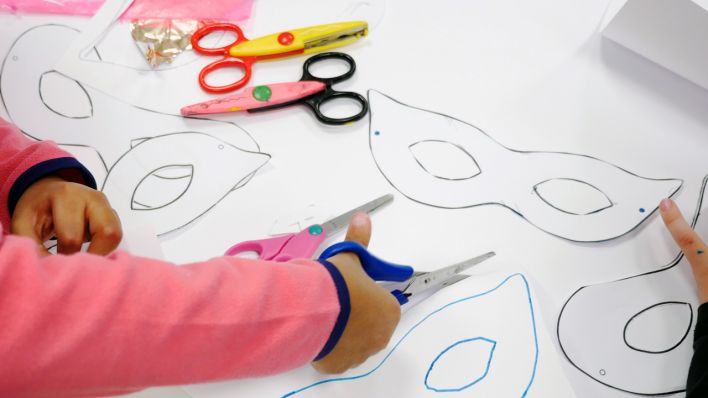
[[0, 24, 270, 235], [367, 89, 683, 242], [282, 273, 539, 397], [557, 175, 708, 396], [622, 301, 693, 355]]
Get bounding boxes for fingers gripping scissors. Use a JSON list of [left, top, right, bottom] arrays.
[[319, 241, 496, 305], [192, 21, 368, 94], [225, 194, 392, 262], [182, 52, 368, 125]]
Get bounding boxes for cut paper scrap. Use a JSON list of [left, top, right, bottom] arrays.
[[367, 90, 682, 242], [1, 24, 270, 235], [0, 0, 253, 21], [557, 175, 708, 396], [185, 272, 577, 398]]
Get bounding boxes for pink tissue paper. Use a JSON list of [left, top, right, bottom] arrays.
[[0, 0, 253, 21]]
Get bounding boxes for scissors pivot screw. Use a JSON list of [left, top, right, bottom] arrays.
[[278, 32, 295, 45], [308, 225, 324, 236]]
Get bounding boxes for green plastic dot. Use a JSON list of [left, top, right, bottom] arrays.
[[252, 85, 272, 101], [308, 225, 324, 236]]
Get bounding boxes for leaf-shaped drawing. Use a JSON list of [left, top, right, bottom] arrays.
[[131, 165, 194, 210], [424, 337, 496, 392], [409, 140, 481, 181], [368, 90, 682, 242], [623, 302, 692, 354], [533, 178, 613, 215], [103, 133, 270, 235], [557, 176, 708, 395], [39, 71, 93, 119]]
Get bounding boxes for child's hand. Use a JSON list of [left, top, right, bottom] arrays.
[[313, 213, 401, 374], [11, 176, 122, 256], [660, 198, 708, 303]]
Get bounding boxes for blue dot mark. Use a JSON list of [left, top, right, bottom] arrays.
[[639, 208, 646, 213], [374, 131, 380, 136]]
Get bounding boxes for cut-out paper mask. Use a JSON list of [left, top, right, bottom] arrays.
[[1, 24, 270, 235], [367, 90, 682, 242], [557, 175, 708, 395]]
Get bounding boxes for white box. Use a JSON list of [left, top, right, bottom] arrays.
[[603, 0, 708, 91]]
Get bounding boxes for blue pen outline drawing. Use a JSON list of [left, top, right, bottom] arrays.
[[283, 273, 539, 397], [424, 337, 497, 392]]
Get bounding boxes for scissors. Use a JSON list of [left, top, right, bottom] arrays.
[[192, 21, 368, 94], [319, 241, 496, 305], [225, 194, 392, 261], [181, 52, 368, 125]]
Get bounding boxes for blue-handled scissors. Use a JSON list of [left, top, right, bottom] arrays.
[[319, 241, 496, 305]]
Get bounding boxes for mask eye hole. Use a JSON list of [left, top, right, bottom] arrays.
[[425, 337, 496, 392], [131, 164, 194, 210], [409, 140, 481, 181], [39, 71, 93, 119], [533, 178, 613, 215], [624, 302, 693, 354]]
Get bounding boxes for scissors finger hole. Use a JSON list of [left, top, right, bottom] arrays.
[[204, 65, 246, 88], [318, 96, 365, 120], [307, 57, 352, 80], [195, 30, 239, 51]]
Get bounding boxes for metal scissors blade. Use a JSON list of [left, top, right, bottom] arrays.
[[403, 251, 496, 297], [320, 194, 393, 237]]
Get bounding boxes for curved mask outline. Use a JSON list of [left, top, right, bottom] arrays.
[[0, 24, 270, 235], [283, 273, 539, 398], [557, 175, 708, 395], [367, 90, 682, 242]]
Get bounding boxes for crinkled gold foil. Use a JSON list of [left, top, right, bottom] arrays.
[[131, 19, 203, 67]]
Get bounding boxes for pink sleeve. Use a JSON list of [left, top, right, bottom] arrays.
[[0, 230, 345, 397], [0, 117, 95, 231]]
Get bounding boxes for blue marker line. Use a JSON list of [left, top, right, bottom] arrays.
[[282, 273, 539, 397], [424, 337, 497, 392]]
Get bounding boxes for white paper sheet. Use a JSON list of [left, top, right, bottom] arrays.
[[367, 90, 682, 242], [185, 269, 576, 398], [557, 175, 708, 395]]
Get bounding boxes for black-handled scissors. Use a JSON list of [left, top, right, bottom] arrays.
[[181, 52, 369, 126]]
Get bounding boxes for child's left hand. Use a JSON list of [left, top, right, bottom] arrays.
[[11, 176, 122, 256]]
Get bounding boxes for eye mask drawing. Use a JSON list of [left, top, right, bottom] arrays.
[[186, 273, 557, 398], [1, 25, 270, 235], [557, 175, 708, 396], [367, 90, 682, 242]]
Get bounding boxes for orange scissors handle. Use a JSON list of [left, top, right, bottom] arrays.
[[191, 23, 247, 55], [198, 57, 253, 94], [192, 23, 253, 93]]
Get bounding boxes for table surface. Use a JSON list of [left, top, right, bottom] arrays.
[[2, 0, 708, 397]]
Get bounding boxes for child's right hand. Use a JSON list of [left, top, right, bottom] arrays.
[[660, 198, 708, 303], [313, 213, 401, 374]]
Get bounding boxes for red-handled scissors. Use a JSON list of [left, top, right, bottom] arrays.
[[192, 21, 368, 94], [225, 194, 392, 262]]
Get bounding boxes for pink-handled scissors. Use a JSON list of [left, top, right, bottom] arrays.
[[225, 194, 393, 262]]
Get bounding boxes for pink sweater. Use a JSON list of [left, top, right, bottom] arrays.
[[0, 118, 347, 397]]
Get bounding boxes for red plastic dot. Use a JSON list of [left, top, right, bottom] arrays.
[[278, 32, 294, 45]]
